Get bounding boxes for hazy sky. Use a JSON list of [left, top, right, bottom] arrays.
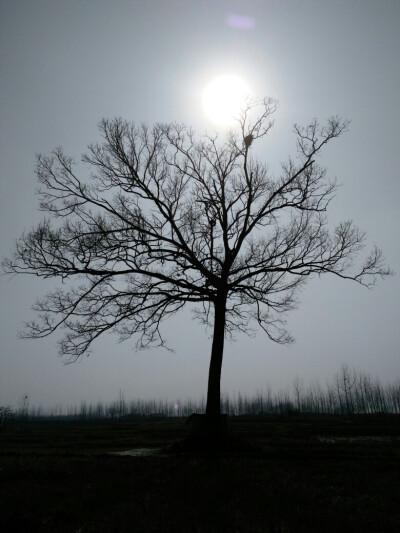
[[1, 0, 399, 411]]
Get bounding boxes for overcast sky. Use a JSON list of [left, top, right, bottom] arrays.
[[1, 0, 399, 411]]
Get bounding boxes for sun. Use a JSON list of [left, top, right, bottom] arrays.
[[202, 75, 251, 127]]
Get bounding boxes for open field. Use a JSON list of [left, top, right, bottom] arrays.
[[1, 415, 399, 532]]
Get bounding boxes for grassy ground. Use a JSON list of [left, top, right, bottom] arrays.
[[0, 415, 399, 532]]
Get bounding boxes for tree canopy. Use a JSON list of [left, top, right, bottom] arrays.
[[3, 98, 391, 428]]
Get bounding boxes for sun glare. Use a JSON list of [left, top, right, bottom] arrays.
[[202, 75, 251, 127]]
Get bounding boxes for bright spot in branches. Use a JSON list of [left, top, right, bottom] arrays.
[[202, 75, 251, 127]]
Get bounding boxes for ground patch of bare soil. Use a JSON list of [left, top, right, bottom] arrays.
[[0, 415, 399, 532]]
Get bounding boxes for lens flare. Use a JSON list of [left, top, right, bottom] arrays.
[[226, 13, 255, 30]]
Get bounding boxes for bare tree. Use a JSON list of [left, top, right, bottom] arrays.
[[3, 98, 391, 440], [293, 376, 304, 412], [0, 406, 13, 433]]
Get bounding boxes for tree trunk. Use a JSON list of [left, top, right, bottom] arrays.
[[205, 294, 227, 437]]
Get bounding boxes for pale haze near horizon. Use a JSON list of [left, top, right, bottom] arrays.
[[1, 0, 399, 411]]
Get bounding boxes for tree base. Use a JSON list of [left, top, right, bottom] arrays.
[[186, 413, 227, 437], [163, 414, 263, 454]]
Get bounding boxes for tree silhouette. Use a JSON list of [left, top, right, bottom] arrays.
[[3, 98, 391, 441]]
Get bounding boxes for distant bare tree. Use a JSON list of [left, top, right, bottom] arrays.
[[335, 364, 355, 414], [293, 376, 304, 412], [0, 406, 13, 432], [3, 98, 391, 443]]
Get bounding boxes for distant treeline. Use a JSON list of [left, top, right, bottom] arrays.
[[1, 366, 399, 423]]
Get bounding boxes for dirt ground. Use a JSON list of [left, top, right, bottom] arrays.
[[1, 415, 399, 532]]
